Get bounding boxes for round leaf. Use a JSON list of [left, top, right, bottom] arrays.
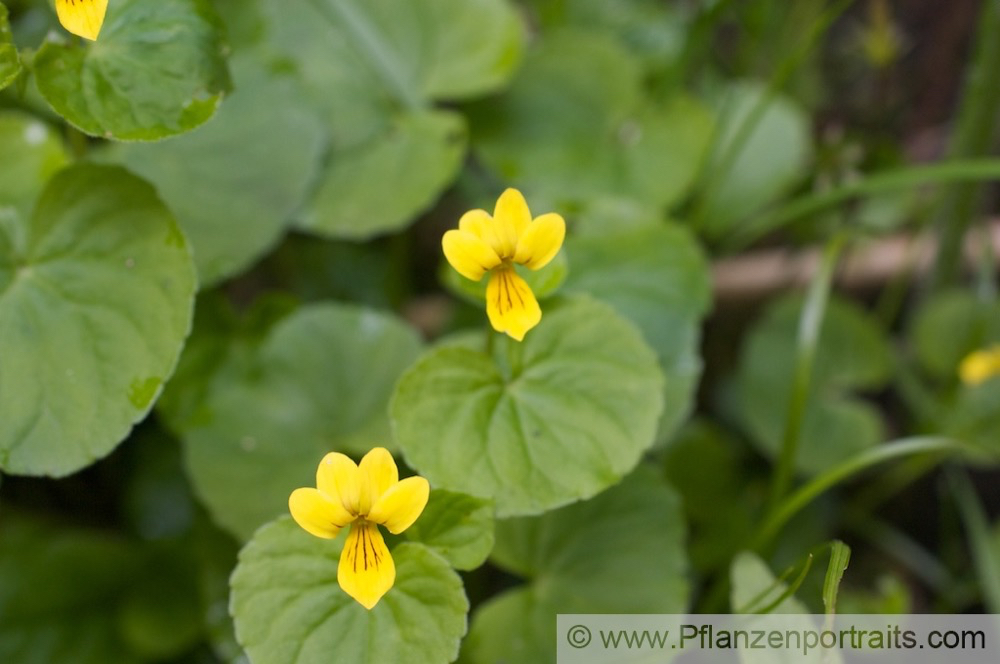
[[176, 302, 424, 540], [734, 295, 892, 476], [392, 296, 665, 517], [265, 0, 524, 238], [105, 55, 327, 284], [0, 4, 20, 91], [0, 111, 69, 220], [697, 80, 813, 236], [464, 466, 689, 663], [230, 517, 468, 664], [730, 551, 810, 614], [34, 0, 231, 141], [298, 110, 466, 239], [469, 29, 714, 210], [0, 164, 196, 476], [562, 223, 712, 443], [404, 489, 495, 571]]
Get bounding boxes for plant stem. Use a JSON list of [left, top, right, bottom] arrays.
[[948, 469, 1000, 613], [754, 437, 963, 552], [730, 159, 1000, 249], [767, 232, 847, 511], [930, 0, 1000, 288]]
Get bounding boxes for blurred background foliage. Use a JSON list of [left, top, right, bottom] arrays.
[[2, 0, 1000, 662]]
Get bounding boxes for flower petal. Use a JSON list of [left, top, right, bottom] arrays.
[[514, 213, 566, 270], [959, 346, 1000, 386], [368, 476, 430, 534], [288, 488, 353, 539], [442, 229, 502, 281], [492, 189, 532, 258], [357, 447, 398, 515], [486, 267, 541, 342], [458, 209, 506, 257], [316, 452, 361, 516], [56, 0, 108, 41], [338, 522, 395, 610]]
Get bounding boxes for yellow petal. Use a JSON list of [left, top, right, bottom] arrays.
[[316, 452, 361, 516], [288, 488, 353, 539], [368, 476, 430, 534], [514, 213, 566, 270], [338, 522, 395, 610], [959, 346, 1000, 386], [486, 267, 541, 342], [442, 229, 501, 281], [458, 209, 507, 259], [56, 0, 108, 41], [492, 189, 532, 258], [357, 447, 398, 516]]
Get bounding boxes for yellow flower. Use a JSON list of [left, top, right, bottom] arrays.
[[959, 345, 1000, 386], [442, 188, 565, 341], [288, 447, 430, 610], [55, 0, 108, 41]]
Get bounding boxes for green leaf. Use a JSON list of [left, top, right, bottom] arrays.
[[822, 541, 851, 615], [911, 289, 1000, 381], [392, 296, 664, 517], [264, 0, 524, 238], [0, 111, 69, 220], [0, 164, 196, 476], [230, 517, 468, 664], [470, 29, 714, 210], [405, 489, 495, 571], [34, 0, 231, 141], [463, 467, 688, 663], [949, 471, 1000, 613], [175, 302, 424, 540], [104, 55, 327, 284], [729, 552, 845, 664], [298, 110, 466, 239], [0, 516, 142, 664], [735, 295, 892, 476], [563, 223, 712, 443], [697, 80, 812, 237], [754, 437, 964, 551], [210, 0, 266, 48], [730, 551, 810, 614], [736, 159, 1000, 247], [0, 3, 20, 91], [523, 0, 688, 72]]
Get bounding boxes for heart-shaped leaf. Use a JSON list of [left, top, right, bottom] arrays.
[[34, 0, 231, 141], [392, 296, 664, 517], [0, 164, 196, 476]]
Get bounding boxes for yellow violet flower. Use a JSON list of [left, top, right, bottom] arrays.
[[56, 0, 108, 41], [288, 447, 430, 610], [959, 345, 1000, 386], [442, 188, 566, 341]]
